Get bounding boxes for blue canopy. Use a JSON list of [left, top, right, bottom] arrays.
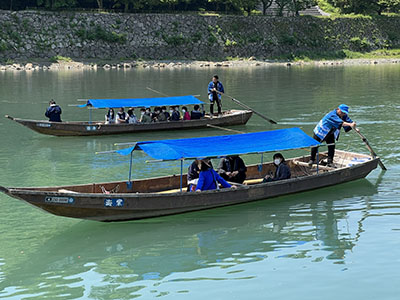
[[80, 95, 204, 109], [116, 128, 320, 160]]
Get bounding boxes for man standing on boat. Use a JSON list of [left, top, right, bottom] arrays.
[[45, 100, 62, 122], [309, 104, 356, 167], [207, 75, 224, 117]]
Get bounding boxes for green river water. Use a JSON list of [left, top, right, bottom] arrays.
[[0, 64, 399, 299]]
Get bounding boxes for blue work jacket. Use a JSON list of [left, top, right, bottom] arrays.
[[313, 109, 352, 141], [207, 81, 224, 102]]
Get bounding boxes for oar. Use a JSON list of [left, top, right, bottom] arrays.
[[354, 128, 387, 171], [146, 87, 169, 97], [206, 124, 244, 134], [215, 91, 277, 125]]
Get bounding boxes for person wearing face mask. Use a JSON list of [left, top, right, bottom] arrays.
[[263, 153, 291, 183], [158, 106, 169, 122], [116, 107, 128, 124], [217, 155, 247, 184], [140, 108, 151, 123], [182, 106, 191, 120], [105, 108, 115, 124], [195, 159, 235, 192], [127, 107, 138, 124], [171, 106, 181, 121], [309, 104, 356, 167]]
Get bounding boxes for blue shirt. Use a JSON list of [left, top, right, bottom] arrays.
[[196, 169, 231, 191], [207, 81, 224, 102], [314, 109, 352, 140]]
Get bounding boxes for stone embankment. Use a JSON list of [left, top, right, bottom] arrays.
[[1, 10, 400, 68]]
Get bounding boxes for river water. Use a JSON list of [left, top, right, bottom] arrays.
[[0, 64, 399, 299]]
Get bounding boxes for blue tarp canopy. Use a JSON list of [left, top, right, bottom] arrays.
[[80, 95, 204, 109], [116, 128, 320, 160]]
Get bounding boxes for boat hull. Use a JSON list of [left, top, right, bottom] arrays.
[[1, 151, 379, 222], [5, 110, 252, 136]]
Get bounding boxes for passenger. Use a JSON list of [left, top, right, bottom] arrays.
[[152, 107, 161, 122], [309, 104, 356, 167], [187, 160, 200, 192], [140, 108, 152, 123], [217, 155, 247, 184], [45, 99, 62, 122], [190, 104, 203, 120], [116, 107, 128, 124], [263, 153, 291, 182], [207, 75, 224, 117], [158, 106, 169, 122], [195, 159, 234, 192], [171, 106, 181, 121], [168, 106, 174, 120], [105, 108, 115, 124], [182, 106, 191, 120], [127, 108, 138, 124]]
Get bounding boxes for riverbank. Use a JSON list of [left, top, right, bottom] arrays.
[[1, 11, 400, 64], [1, 57, 400, 71]]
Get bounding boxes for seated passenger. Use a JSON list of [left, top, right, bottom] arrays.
[[105, 108, 115, 124], [187, 160, 200, 192], [263, 153, 291, 182], [158, 106, 169, 122], [195, 159, 234, 192], [140, 108, 152, 123], [127, 108, 138, 124], [45, 100, 62, 122], [152, 107, 161, 122], [182, 106, 191, 120], [190, 104, 203, 120], [217, 155, 247, 184], [171, 106, 181, 121], [116, 107, 128, 124]]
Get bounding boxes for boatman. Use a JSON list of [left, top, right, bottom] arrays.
[[309, 104, 356, 167], [45, 99, 62, 122], [207, 75, 224, 117]]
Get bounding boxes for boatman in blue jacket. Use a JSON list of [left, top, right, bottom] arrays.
[[45, 100, 62, 122], [309, 104, 356, 167], [207, 75, 224, 117]]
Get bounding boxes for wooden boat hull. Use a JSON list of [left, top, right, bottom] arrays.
[[5, 110, 252, 136], [0, 151, 379, 222]]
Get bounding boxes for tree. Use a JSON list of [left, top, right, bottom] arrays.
[[259, 0, 273, 15], [290, 0, 315, 16], [275, 0, 291, 16]]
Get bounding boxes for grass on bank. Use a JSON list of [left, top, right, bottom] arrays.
[[274, 49, 400, 62]]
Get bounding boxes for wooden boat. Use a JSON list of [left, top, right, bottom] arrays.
[[0, 150, 378, 222], [0, 126, 379, 222], [4, 109, 252, 136]]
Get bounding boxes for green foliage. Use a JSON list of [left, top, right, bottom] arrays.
[[225, 39, 237, 46], [50, 55, 73, 62], [5, 58, 14, 65], [349, 37, 371, 51], [280, 33, 296, 45], [0, 41, 8, 52], [162, 33, 187, 46], [76, 25, 126, 44]]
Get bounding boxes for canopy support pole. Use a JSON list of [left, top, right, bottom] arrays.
[[180, 159, 184, 192], [316, 148, 319, 174], [89, 108, 92, 125], [258, 153, 264, 173], [127, 151, 133, 190]]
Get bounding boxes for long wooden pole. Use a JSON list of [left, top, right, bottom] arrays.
[[354, 128, 387, 170], [206, 124, 245, 134], [215, 91, 277, 124]]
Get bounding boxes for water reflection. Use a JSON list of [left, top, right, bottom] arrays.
[[0, 178, 380, 298]]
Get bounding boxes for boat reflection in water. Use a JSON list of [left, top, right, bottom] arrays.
[[0, 177, 380, 298]]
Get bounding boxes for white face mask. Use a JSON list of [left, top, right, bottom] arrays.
[[274, 158, 281, 165], [141, 112, 145, 115], [170, 110, 173, 113], [182, 109, 186, 113]]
